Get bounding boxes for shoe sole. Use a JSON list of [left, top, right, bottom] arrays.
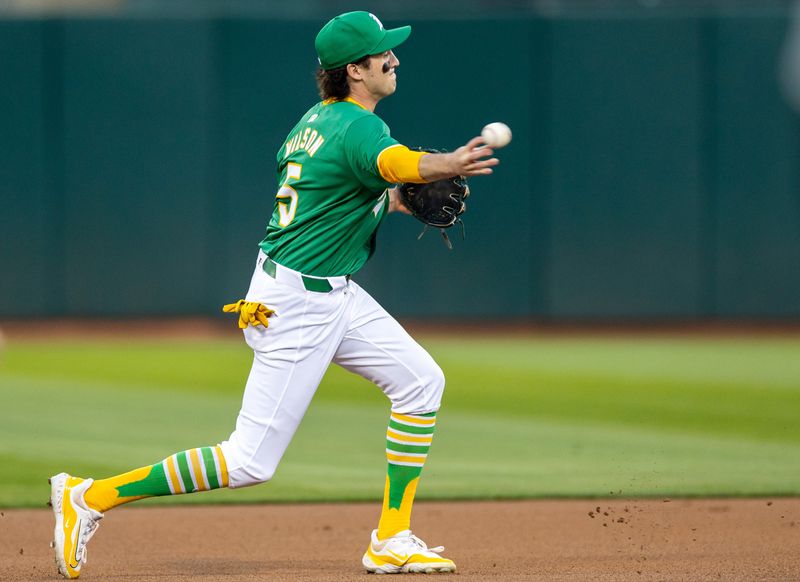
[[49, 473, 76, 579], [363, 553, 456, 574]]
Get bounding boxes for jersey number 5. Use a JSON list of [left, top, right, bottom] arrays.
[[276, 163, 302, 227]]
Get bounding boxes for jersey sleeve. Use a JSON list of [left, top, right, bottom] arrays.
[[377, 145, 426, 183], [344, 115, 401, 191]]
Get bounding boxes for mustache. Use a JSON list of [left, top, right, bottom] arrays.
[[382, 62, 391, 74]]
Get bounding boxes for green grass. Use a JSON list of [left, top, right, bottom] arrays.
[[1, 334, 799, 507]]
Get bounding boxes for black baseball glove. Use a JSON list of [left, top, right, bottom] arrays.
[[397, 148, 469, 249]]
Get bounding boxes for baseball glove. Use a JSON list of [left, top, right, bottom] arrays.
[[398, 148, 469, 249]]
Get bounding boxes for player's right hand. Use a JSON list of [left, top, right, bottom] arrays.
[[417, 136, 499, 182], [450, 136, 499, 176]]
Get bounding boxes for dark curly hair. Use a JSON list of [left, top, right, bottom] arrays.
[[316, 55, 371, 100]]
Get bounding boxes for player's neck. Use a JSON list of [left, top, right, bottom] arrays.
[[346, 88, 379, 112]]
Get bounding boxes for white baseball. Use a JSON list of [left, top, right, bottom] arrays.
[[481, 122, 512, 148]]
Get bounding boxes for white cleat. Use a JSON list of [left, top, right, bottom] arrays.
[[362, 529, 456, 574], [49, 473, 103, 579]]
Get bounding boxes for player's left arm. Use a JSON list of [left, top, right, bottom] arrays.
[[387, 186, 410, 214]]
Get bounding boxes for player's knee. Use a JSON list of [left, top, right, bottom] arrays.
[[218, 440, 278, 488], [393, 359, 446, 414], [226, 462, 277, 489], [234, 465, 276, 488], [426, 362, 446, 408]]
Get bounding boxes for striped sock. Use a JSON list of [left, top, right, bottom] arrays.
[[82, 445, 229, 513], [377, 411, 436, 540]]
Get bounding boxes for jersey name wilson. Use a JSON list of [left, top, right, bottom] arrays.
[[283, 126, 325, 160]]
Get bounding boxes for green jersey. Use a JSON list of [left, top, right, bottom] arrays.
[[259, 99, 399, 277]]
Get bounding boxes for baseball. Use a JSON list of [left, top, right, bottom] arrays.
[[481, 122, 512, 148]]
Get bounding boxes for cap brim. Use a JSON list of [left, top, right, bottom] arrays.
[[372, 25, 412, 55]]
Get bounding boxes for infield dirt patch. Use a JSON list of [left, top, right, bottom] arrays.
[[1, 498, 798, 581]]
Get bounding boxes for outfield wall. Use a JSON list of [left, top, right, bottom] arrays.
[[1, 11, 799, 320]]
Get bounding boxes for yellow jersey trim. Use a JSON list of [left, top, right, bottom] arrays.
[[322, 96, 368, 110]]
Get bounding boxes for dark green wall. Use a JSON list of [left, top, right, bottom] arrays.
[[0, 21, 48, 313], [712, 17, 800, 317], [1, 14, 798, 319], [547, 17, 705, 318]]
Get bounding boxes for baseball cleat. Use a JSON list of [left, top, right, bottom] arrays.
[[362, 529, 456, 574], [49, 473, 103, 579]]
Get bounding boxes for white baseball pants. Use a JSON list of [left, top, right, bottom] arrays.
[[219, 251, 445, 488]]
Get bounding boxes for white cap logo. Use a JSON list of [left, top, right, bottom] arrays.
[[369, 13, 384, 30]]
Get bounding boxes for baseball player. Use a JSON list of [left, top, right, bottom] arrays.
[[49, 11, 498, 578]]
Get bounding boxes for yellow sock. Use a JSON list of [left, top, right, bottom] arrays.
[[83, 445, 228, 513], [378, 475, 421, 539], [377, 412, 435, 539]]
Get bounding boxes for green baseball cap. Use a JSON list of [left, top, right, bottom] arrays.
[[315, 11, 411, 70]]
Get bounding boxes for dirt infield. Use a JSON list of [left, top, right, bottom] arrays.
[[2, 498, 798, 581]]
